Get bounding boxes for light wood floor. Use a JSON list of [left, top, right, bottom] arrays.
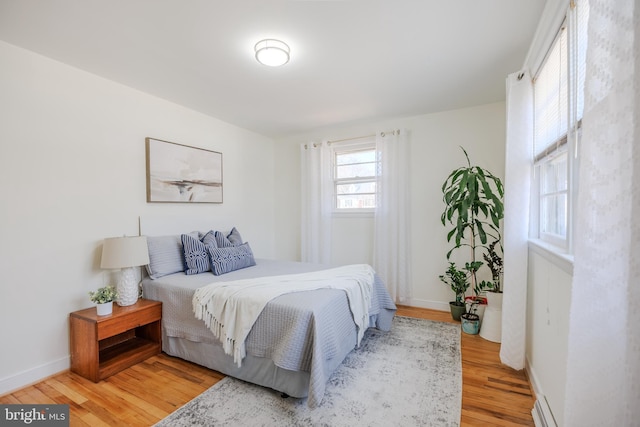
[[1, 306, 535, 426]]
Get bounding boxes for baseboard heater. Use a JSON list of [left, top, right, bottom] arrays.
[[532, 396, 557, 427]]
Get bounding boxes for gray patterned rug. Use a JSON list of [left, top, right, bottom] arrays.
[[155, 316, 461, 427]]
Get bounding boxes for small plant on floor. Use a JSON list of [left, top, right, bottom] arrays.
[[89, 285, 118, 304], [439, 262, 471, 320], [482, 239, 503, 293], [439, 262, 468, 306]]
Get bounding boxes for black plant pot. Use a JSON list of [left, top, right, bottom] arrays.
[[449, 302, 466, 321]]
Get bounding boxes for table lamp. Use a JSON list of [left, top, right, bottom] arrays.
[[100, 236, 150, 306]]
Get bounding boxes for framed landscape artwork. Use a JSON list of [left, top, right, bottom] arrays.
[[146, 138, 223, 203]]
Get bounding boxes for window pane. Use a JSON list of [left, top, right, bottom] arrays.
[[542, 162, 558, 193], [541, 193, 567, 236], [336, 182, 376, 195], [556, 156, 567, 191], [556, 193, 567, 236], [336, 150, 376, 165], [541, 195, 556, 234], [336, 163, 376, 179], [541, 153, 567, 193], [332, 142, 377, 211], [337, 194, 376, 209]]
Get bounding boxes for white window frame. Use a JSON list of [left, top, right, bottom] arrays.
[[331, 138, 377, 215], [531, 2, 586, 255]]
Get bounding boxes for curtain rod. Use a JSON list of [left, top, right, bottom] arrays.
[[303, 129, 400, 149], [328, 129, 400, 145]]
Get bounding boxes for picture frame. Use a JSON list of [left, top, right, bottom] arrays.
[[145, 138, 223, 203]]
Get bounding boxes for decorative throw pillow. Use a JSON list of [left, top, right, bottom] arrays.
[[214, 227, 243, 248], [208, 242, 256, 275], [146, 232, 199, 279], [182, 231, 217, 275], [227, 227, 243, 245]]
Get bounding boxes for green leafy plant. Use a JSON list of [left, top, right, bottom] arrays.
[[441, 146, 504, 294], [88, 286, 118, 304], [481, 239, 504, 292], [439, 262, 470, 305]]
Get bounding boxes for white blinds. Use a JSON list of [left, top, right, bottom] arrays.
[[534, 27, 568, 159], [533, 1, 589, 160]]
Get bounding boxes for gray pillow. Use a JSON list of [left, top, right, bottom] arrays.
[[146, 232, 199, 279], [215, 227, 243, 248]]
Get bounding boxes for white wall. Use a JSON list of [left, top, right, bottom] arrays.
[[273, 102, 506, 310], [0, 41, 276, 394], [526, 245, 573, 424]]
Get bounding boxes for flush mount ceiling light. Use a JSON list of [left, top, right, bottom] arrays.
[[254, 39, 290, 67]]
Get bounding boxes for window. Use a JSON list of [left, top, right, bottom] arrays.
[[332, 140, 378, 211], [532, 1, 588, 251]]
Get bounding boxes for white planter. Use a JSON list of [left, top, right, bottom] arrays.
[[465, 298, 487, 322], [96, 301, 113, 316], [479, 292, 503, 342]]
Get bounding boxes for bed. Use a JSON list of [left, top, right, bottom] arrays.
[[138, 219, 396, 407]]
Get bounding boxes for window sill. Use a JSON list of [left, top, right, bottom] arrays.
[[332, 210, 374, 219], [528, 238, 574, 275]]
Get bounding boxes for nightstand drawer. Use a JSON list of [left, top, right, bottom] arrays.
[[97, 304, 161, 340]]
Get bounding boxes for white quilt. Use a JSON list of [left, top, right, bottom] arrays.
[[192, 264, 374, 366]]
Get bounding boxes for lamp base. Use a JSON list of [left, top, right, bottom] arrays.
[[116, 267, 139, 306]]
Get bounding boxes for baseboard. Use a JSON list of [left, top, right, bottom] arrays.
[[402, 298, 450, 312], [532, 396, 558, 427], [526, 356, 558, 427], [0, 356, 69, 396], [525, 356, 543, 398]]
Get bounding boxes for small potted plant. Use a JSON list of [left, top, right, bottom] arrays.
[[461, 299, 481, 334], [483, 239, 503, 293], [439, 262, 469, 321], [89, 286, 118, 316]]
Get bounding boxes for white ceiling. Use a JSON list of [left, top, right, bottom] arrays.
[[0, 1, 544, 138]]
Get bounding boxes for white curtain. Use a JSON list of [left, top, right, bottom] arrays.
[[500, 71, 533, 370], [373, 130, 412, 303], [300, 141, 333, 264], [563, 1, 640, 425]]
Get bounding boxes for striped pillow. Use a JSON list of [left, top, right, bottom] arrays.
[[182, 231, 217, 275], [146, 232, 199, 279], [208, 242, 256, 276]]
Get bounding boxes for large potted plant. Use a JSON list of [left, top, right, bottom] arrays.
[[441, 146, 504, 298], [439, 262, 469, 321]]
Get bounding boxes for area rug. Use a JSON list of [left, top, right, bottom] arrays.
[[155, 316, 462, 427]]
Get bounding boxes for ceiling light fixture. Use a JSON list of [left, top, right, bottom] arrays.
[[254, 39, 290, 67]]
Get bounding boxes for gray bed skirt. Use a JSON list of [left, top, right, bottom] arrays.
[[162, 309, 396, 399]]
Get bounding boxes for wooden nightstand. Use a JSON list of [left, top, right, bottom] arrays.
[[69, 299, 162, 382]]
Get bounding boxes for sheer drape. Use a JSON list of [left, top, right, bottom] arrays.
[[563, 1, 640, 425], [501, 71, 533, 369], [373, 130, 412, 303], [300, 141, 332, 264]]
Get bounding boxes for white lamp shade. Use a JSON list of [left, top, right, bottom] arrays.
[[100, 236, 150, 269], [255, 39, 290, 67]]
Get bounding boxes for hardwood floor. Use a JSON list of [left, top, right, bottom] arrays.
[[397, 305, 535, 426], [1, 306, 535, 426]]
